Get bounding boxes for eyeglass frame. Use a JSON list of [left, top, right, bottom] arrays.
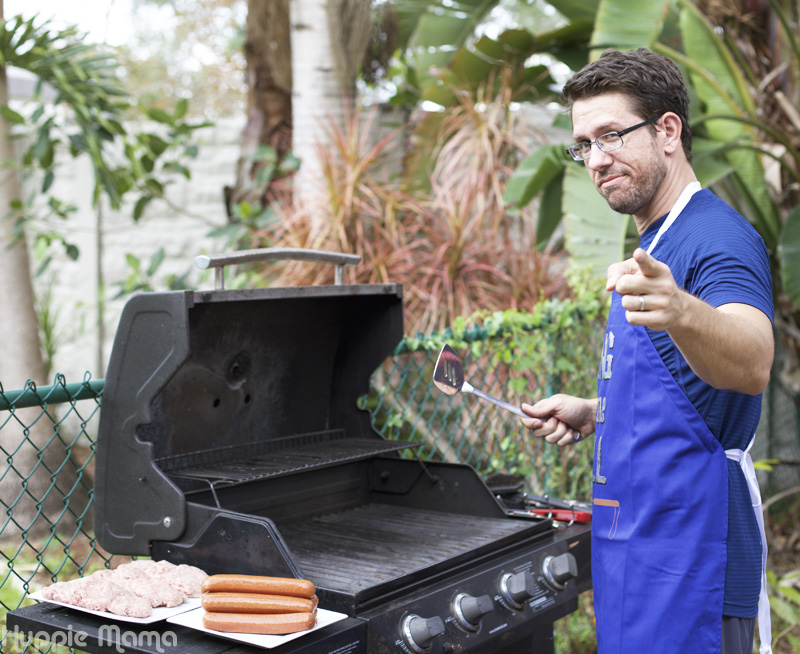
[[565, 116, 660, 161]]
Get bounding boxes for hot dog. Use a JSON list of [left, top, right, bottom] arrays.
[[202, 610, 316, 635], [200, 575, 315, 598], [201, 592, 315, 614]]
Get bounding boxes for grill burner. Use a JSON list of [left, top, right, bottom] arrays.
[[9, 250, 591, 654]]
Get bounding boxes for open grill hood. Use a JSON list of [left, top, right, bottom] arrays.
[[94, 282, 406, 555]]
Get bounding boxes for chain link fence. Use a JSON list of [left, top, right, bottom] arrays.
[[1, 315, 797, 652]]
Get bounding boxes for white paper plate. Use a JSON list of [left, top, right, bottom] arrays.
[[167, 607, 349, 649], [29, 590, 202, 624]]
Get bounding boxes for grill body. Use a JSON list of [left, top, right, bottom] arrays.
[[93, 280, 591, 653]]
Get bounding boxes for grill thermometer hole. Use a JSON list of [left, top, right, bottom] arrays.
[[213, 398, 221, 408]]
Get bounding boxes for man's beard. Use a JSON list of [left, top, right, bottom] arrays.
[[598, 157, 667, 216]]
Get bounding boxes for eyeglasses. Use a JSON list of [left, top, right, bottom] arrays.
[[566, 117, 660, 161]]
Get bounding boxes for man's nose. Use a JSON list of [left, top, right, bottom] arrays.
[[585, 145, 613, 171]]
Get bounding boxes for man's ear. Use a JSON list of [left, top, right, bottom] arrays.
[[659, 112, 683, 155]]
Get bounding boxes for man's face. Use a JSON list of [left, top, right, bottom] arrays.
[[570, 92, 666, 217]]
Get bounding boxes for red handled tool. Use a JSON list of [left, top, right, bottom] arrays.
[[529, 508, 592, 523]]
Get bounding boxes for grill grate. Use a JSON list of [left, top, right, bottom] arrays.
[[156, 429, 420, 486], [280, 504, 549, 601]]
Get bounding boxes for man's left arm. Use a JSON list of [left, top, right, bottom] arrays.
[[608, 248, 773, 395]]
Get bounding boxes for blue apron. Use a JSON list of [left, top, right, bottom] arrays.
[[592, 291, 728, 653]]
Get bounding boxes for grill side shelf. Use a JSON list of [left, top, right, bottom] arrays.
[[155, 429, 421, 486]]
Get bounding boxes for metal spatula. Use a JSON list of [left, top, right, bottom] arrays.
[[432, 344, 526, 418]]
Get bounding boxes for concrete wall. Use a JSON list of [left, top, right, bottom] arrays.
[[25, 117, 246, 384]]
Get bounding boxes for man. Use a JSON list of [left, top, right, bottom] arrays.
[[521, 49, 774, 654]]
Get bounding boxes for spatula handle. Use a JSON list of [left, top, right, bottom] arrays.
[[461, 382, 526, 418]]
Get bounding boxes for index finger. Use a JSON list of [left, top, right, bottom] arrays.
[[633, 248, 666, 278]]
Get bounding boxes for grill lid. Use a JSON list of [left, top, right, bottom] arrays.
[[94, 267, 406, 554]]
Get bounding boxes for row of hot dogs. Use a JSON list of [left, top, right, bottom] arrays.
[[200, 574, 319, 635]]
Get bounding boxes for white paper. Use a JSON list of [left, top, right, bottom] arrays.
[[167, 606, 349, 649], [29, 590, 201, 625]]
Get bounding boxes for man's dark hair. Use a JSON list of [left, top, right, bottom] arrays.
[[561, 48, 693, 163]]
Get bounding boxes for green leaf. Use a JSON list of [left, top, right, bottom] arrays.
[[145, 178, 165, 195], [174, 98, 188, 121], [33, 124, 52, 164], [125, 253, 141, 273], [769, 596, 800, 625], [563, 162, 627, 278], [145, 107, 173, 124], [141, 154, 155, 173], [423, 27, 558, 107], [147, 247, 165, 277], [676, 5, 780, 244], [65, 243, 79, 260], [207, 223, 249, 242], [547, 0, 600, 23], [752, 458, 780, 471], [256, 165, 275, 186], [778, 204, 800, 310], [163, 162, 191, 179], [537, 169, 565, 249], [279, 151, 301, 174], [144, 133, 169, 157], [233, 201, 253, 221], [777, 582, 800, 606], [0, 105, 25, 125], [691, 138, 735, 188], [133, 195, 153, 221], [504, 145, 567, 208], [41, 170, 54, 193], [590, 0, 672, 56], [678, 2, 755, 116], [403, 0, 502, 89]]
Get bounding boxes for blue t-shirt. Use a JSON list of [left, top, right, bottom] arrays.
[[639, 189, 773, 618]]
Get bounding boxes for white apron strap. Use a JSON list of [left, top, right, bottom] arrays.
[[646, 181, 701, 255], [725, 444, 773, 654]]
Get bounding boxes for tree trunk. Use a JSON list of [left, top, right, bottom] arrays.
[[224, 0, 293, 218], [0, 15, 88, 541], [290, 0, 371, 211]]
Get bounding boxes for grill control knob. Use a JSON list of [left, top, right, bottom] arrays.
[[402, 614, 445, 653], [542, 553, 578, 590], [453, 592, 493, 630], [499, 570, 536, 609]]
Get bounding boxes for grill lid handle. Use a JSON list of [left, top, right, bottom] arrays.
[[194, 247, 361, 290]]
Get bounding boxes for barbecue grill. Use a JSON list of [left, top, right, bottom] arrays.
[[11, 249, 591, 654]]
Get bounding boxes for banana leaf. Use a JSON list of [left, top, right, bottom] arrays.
[[590, 0, 673, 56], [398, 0, 501, 89], [533, 20, 596, 72], [424, 30, 556, 106], [677, 3, 781, 247], [692, 138, 737, 188], [778, 206, 800, 309], [504, 144, 568, 209], [546, 0, 600, 23], [563, 163, 628, 277], [537, 169, 566, 250]]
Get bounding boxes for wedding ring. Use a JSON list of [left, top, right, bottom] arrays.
[[639, 295, 646, 312]]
